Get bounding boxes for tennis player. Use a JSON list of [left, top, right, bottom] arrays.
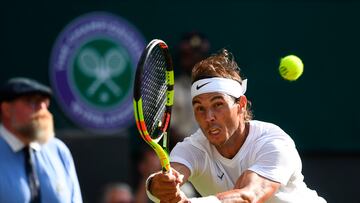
[[146, 49, 326, 203]]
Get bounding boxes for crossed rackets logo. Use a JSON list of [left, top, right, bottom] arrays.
[[50, 12, 145, 132], [77, 48, 126, 99]]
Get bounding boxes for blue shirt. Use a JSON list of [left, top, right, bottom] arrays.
[[0, 125, 83, 203]]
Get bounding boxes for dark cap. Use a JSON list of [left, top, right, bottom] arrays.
[[0, 77, 52, 102]]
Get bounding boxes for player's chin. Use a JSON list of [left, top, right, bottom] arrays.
[[206, 133, 225, 146]]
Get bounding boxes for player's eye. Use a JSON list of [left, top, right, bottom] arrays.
[[194, 106, 205, 113], [214, 102, 224, 109]]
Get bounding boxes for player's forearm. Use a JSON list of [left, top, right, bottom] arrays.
[[228, 170, 279, 203], [216, 187, 275, 203], [216, 189, 254, 203], [188, 192, 253, 203]]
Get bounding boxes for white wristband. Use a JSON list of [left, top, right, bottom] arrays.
[[189, 195, 221, 203], [145, 174, 160, 203]]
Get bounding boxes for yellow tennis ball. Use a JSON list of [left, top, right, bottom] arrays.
[[279, 55, 304, 81]]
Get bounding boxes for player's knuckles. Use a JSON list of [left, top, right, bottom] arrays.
[[154, 186, 179, 201], [160, 194, 181, 203], [160, 181, 178, 189], [152, 185, 171, 196], [165, 189, 183, 201], [152, 183, 163, 193], [169, 195, 183, 203], [161, 195, 178, 203], [153, 180, 176, 190], [156, 189, 177, 198], [160, 187, 176, 194], [169, 189, 186, 203], [157, 194, 172, 202]]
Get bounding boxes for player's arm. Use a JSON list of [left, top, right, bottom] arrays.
[[216, 170, 280, 203], [147, 162, 191, 203]]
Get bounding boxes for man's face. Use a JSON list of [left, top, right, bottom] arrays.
[[192, 92, 241, 147], [105, 188, 133, 203], [6, 94, 54, 142]]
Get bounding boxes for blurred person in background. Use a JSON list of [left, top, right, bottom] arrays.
[[133, 147, 161, 203], [146, 50, 326, 203], [171, 31, 211, 148], [102, 183, 134, 203], [0, 77, 82, 203]]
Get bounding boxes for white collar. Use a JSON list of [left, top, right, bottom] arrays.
[[0, 124, 41, 152]]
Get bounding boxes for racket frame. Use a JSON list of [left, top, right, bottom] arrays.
[[133, 39, 174, 172]]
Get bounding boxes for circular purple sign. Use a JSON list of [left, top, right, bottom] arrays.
[[49, 12, 146, 134]]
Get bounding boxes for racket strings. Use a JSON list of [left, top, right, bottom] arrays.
[[141, 46, 168, 139]]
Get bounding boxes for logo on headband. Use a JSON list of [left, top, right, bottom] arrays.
[[191, 78, 247, 99], [196, 82, 211, 90]]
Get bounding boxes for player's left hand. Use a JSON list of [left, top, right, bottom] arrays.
[[160, 190, 190, 203], [150, 168, 188, 202]]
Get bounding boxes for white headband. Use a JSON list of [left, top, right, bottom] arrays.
[[191, 77, 247, 99]]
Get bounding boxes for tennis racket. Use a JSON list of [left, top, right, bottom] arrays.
[[133, 39, 174, 172]]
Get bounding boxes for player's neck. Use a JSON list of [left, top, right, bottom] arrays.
[[216, 122, 249, 159]]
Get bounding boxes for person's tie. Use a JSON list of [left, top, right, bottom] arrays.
[[24, 145, 41, 203]]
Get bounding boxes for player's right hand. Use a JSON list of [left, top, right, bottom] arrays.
[[150, 168, 189, 203]]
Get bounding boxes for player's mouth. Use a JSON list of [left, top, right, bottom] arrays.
[[208, 127, 221, 137]]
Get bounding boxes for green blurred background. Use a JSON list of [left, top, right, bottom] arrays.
[[1, 0, 359, 202]]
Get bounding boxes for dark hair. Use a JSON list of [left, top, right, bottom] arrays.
[[191, 49, 253, 121]]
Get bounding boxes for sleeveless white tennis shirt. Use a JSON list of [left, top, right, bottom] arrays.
[[170, 120, 326, 203]]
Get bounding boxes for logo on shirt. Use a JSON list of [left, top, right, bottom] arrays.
[[196, 82, 211, 90], [215, 161, 225, 180], [49, 12, 146, 134]]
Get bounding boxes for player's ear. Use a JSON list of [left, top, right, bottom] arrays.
[[239, 96, 247, 113]]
